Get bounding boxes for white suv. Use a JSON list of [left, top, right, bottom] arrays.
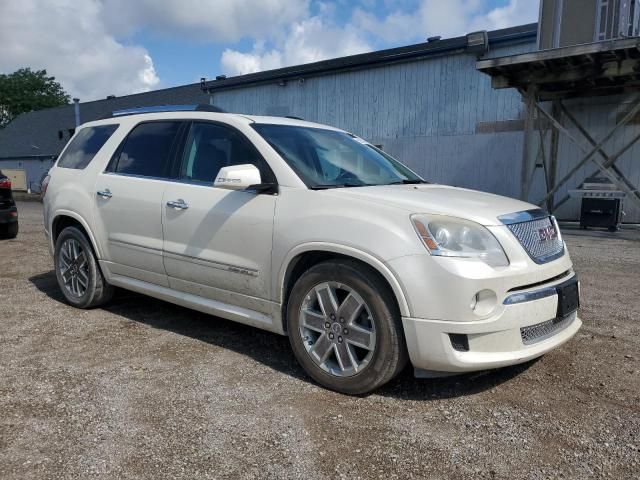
[[42, 105, 581, 394]]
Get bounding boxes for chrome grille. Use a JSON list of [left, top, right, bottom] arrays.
[[521, 314, 575, 345], [506, 216, 564, 264]]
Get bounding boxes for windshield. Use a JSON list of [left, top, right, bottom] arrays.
[[251, 124, 424, 189]]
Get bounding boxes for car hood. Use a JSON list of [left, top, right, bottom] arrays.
[[324, 184, 537, 226]]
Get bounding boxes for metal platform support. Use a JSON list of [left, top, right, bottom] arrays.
[[523, 94, 640, 213], [477, 39, 640, 218]]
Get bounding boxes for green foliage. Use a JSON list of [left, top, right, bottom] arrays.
[[0, 68, 70, 127]]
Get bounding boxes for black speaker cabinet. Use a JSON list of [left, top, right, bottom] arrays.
[[580, 198, 622, 231]]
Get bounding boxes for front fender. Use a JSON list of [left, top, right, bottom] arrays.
[[276, 242, 411, 318]]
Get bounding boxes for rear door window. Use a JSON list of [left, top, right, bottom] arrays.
[[57, 124, 119, 169], [112, 121, 182, 178]]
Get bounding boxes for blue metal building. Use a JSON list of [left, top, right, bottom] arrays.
[[1, 21, 638, 221]]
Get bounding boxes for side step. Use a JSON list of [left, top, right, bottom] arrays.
[[107, 274, 281, 334]]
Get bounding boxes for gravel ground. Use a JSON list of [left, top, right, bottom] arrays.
[[0, 202, 638, 479]]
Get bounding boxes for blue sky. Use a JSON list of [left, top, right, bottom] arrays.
[[131, 33, 257, 87], [1, 0, 540, 100]]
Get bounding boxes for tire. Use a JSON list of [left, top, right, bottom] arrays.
[[287, 259, 408, 395], [54, 226, 113, 308], [0, 221, 18, 239]]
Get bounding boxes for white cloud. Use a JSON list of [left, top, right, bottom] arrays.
[[221, 15, 372, 75], [0, 0, 159, 101], [354, 0, 539, 45], [221, 46, 284, 76], [474, 0, 540, 31], [100, 0, 310, 42], [416, 0, 485, 39], [415, 0, 539, 38], [351, 9, 418, 44]]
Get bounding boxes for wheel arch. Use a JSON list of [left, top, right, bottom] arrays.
[[278, 243, 411, 331], [51, 210, 102, 259]]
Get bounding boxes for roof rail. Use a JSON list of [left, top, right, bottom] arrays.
[[109, 104, 226, 118]]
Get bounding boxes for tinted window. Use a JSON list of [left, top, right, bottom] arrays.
[[114, 121, 181, 178], [57, 125, 119, 169], [180, 122, 274, 184]]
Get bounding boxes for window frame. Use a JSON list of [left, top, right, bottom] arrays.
[[174, 120, 278, 188], [104, 120, 188, 180]]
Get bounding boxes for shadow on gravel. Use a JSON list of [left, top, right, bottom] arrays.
[[30, 270, 536, 400], [29, 270, 305, 382], [376, 359, 538, 401]]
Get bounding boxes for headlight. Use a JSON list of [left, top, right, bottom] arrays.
[[411, 214, 509, 267]]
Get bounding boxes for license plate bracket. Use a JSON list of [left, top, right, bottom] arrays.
[[556, 280, 580, 318]]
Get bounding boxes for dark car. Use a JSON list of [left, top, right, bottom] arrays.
[[0, 170, 18, 239]]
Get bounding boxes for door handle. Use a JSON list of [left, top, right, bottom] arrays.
[[97, 189, 112, 199], [166, 199, 189, 210]]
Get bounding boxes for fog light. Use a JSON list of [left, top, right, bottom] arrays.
[[470, 289, 497, 316], [449, 334, 469, 352]]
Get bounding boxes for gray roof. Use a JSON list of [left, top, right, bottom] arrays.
[[0, 23, 537, 159], [0, 84, 209, 158]]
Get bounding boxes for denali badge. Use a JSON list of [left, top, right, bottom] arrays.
[[538, 225, 558, 242]]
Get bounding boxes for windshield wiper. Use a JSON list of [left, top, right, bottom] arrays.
[[309, 183, 374, 190], [388, 179, 428, 185]]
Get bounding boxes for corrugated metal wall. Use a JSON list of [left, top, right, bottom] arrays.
[[212, 41, 639, 222], [213, 43, 530, 201]]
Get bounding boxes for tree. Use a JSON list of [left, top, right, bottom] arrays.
[[0, 68, 70, 127]]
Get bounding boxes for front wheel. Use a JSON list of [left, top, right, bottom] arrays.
[[287, 260, 408, 395], [54, 226, 113, 308]]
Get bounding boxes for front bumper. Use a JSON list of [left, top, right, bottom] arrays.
[[402, 274, 581, 372]]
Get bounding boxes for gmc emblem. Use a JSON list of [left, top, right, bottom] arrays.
[[538, 225, 558, 242]]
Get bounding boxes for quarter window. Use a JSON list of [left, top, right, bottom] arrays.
[[180, 122, 274, 184], [57, 124, 119, 169], [114, 121, 181, 178]]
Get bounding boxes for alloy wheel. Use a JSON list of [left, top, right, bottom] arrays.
[[298, 282, 377, 377], [59, 238, 89, 298]]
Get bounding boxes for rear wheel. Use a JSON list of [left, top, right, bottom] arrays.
[[0, 222, 18, 239], [54, 226, 113, 308], [287, 260, 407, 395]]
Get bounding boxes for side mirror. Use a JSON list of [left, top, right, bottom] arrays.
[[214, 164, 261, 190]]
